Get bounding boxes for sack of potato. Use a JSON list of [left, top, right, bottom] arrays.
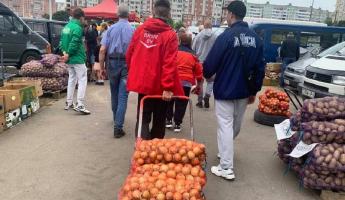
[[303, 165, 345, 191], [300, 120, 345, 144], [132, 138, 206, 167], [277, 137, 306, 174], [258, 89, 291, 117], [40, 54, 61, 67], [26, 77, 68, 91], [308, 143, 345, 173], [302, 97, 345, 122]]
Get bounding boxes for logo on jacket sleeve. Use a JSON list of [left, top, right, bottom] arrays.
[[234, 33, 256, 48], [140, 32, 159, 48]]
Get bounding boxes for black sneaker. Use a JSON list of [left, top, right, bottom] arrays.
[[174, 124, 181, 133], [196, 102, 203, 108], [166, 120, 173, 128], [114, 128, 125, 138], [204, 97, 210, 108], [74, 105, 91, 115]]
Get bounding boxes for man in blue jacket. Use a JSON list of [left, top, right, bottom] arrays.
[[203, 0, 265, 180]]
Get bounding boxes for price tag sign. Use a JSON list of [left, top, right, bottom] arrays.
[[274, 119, 296, 141], [288, 141, 318, 158]]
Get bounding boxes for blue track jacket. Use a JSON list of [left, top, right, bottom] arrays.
[[203, 21, 265, 100]]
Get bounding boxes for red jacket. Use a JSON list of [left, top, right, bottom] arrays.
[[176, 45, 203, 85], [126, 18, 183, 96]]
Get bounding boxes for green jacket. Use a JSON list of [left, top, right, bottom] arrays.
[[60, 19, 86, 64]]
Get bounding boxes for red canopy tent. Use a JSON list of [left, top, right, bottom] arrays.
[[83, 0, 118, 20]]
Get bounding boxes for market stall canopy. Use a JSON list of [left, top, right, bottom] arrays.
[[83, 0, 118, 19]]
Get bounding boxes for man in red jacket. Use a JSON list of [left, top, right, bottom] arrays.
[[126, 0, 183, 140]]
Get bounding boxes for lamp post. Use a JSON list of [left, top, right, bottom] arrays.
[[49, 0, 52, 20], [309, 0, 315, 21]]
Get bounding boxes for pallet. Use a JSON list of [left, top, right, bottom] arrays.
[[42, 88, 67, 99], [321, 191, 345, 200]]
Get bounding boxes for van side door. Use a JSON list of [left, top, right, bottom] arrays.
[[50, 22, 65, 51], [0, 12, 26, 64]]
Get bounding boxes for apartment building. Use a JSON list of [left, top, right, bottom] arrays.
[[243, 1, 332, 23], [335, 0, 345, 21], [0, 0, 57, 18]]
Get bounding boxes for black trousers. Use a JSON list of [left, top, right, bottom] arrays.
[[135, 94, 168, 140], [166, 86, 191, 125]]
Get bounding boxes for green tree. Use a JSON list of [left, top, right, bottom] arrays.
[[52, 10, 69, 21], [337, 20, 345, 27], [166, 18, 174, 28], [173, 20, 184, 30], [324, 17, 334, 26], [42, 13, 49, 20]]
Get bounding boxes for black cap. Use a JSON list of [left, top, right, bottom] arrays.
[[226, 1, 247, 18], [154, 0, 171, 9]]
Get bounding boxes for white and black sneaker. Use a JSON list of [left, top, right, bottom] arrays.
[[166, 120, 173, 128], [74, 105, 91, 115], [174, 124, 181, 133], [211, 165, 235, 180], [64, 102, 75, 110]]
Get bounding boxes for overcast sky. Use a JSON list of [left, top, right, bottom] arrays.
[[247, 0, 336, 11]]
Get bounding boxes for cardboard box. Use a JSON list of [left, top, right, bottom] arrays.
[[31, 97, 40, 113], [6, 79, 43, 97], [5, 108, 21, 129], [2, 84, 36, 105], [266, 63, 282, 72], [0, 114, 5, 132], [20, 104, 32, 120], [0, 95, 4, 114], [263, 78, 279, 87], [0, 90, 21, 112]]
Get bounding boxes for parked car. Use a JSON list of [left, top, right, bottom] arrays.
[[300, 48, 345, 99], [284, 41, 345, 92], [0, 3, 50, 68], [22, 18, 67, 53]]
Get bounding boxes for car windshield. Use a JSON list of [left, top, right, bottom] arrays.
[[318, 42, 345, 57]]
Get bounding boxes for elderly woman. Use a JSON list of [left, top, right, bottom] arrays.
[[166, 33, 203, 132]]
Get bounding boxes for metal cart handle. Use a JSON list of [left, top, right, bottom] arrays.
[[137, 95, 194, 141], [283, 88, 303, 110]]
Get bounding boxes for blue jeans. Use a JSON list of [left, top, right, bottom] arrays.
[[107, 59, 129, 129], [280, 58, 296, 87]]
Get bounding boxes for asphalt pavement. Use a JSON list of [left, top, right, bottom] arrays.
[[0, 83, 321, 200]]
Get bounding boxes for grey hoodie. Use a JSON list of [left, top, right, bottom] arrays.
[[192, 28, 217, 63]]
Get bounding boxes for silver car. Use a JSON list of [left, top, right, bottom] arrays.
[[284, 41, 345, 92]]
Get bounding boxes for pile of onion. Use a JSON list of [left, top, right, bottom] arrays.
[[120, 163, 206, 200], [133, 138, 206, 166]]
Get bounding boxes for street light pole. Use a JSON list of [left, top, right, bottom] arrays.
[[49, 0, 52, 20], [309, 0, 315, 21]]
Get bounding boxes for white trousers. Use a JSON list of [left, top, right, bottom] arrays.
[[215, 98, 248, 169], [66, 64, 88, 106]]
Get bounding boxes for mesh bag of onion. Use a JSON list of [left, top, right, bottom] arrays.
[[131, 138, 206, 168], [118, 163, 206, 200]]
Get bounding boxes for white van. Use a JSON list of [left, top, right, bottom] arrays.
[[300, 49, 345, 99]]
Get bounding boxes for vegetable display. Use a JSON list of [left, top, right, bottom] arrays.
[[119, 138, 207, 200], [277, 96, 345, 192], [20, 55, 68, 92], [258, 89, 291, 117]]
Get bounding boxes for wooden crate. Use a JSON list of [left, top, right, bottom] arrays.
[[321, 191, 345, 200]]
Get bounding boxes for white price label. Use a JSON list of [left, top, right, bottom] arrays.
[[288, 141, 318, 158], [274, 119, 296, 141]]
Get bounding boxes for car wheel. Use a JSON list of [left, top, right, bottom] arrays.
[[19, 51, 41, 68], [254, 110, 288, 127]]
